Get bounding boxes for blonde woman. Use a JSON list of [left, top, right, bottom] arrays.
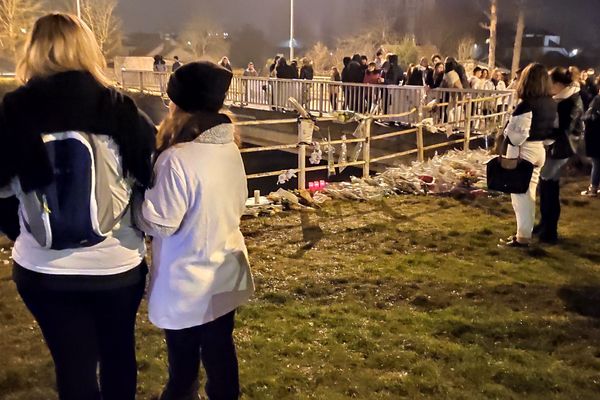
[[134, 62, 254, 400], [0, 13, 155, 399]]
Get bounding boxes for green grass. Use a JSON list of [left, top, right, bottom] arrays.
[[2, 178, 600, 399]]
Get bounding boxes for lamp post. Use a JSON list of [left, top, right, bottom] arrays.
[[289, 0, 294, 61], [76, 0, 81, 19]]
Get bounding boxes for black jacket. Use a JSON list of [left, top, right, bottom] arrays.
[[0, 71, 156, 192], [383, 55, 404, 86], [343, 61, 364, 83], [581, 81, 599, 110], [425, 68, 435, 87], [277, 64, 296, 79], [550, 92, 584, 160], [511, 97, 557, 142], [407, 68, 425, 86], [300, 66, 314, 80], [583, 95, 600, 158]]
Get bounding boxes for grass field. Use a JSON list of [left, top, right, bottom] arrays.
[[1, 178, 600, 399]]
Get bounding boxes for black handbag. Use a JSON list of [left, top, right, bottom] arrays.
[[486, 140, 535, 194]]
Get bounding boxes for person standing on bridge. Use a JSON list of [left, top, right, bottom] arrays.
[[345, 54, 367, 112], [382, 54, 403, 115], [172, 56, 182, 72], [219, 56, 233, 72], [134, 61, 254, 400], [243, 62, 258, 105], [330, 66, 342, 111], [300, 58, 314, 108]]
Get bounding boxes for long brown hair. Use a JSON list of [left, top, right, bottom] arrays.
[[516, 63, 550, 99], [156, 107, 240, 159]]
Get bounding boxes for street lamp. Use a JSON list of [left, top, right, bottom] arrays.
[[289, 0, 294, 61]]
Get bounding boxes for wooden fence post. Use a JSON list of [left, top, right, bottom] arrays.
[[362, 118, 372, 178], [417, 125, 425, 163], [464, 96, 473, 152], [298, 143, 306, 190], [416, 102, 425, 162], [139, 71, 144, 92]]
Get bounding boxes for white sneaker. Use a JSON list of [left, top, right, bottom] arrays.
[[581, 187, 599, 197]]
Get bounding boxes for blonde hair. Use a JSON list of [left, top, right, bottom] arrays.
[[16, 13, 109, 86]]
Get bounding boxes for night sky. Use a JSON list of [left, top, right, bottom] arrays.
[[117, 0, 600, 50]]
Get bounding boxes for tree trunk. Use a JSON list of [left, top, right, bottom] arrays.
[[488, 0, 497, 69], [511, 3, 525, 79]]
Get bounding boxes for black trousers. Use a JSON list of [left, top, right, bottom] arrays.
[[160, 311, 239, 400], [16, 275, 146, 400]]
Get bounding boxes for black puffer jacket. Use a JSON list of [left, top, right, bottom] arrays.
[[583, 95, 600, 159], [511, 96, 557, 142], [549, 92, 584, 160]]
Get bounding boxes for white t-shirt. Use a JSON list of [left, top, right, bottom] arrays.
[[9, 135, 145, 275], [142, 123, 254, 330], [469, 76, 481, 89]]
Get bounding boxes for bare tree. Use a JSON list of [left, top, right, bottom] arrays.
[[458, 36, 476, 61], [511, 0, 526, 79], [305, 41, 334, 74], [79, 0, 122, 57], [179, 15, 228, 61], [371, 9, 397, 47], [480, 0, 498, 68], [0, 0, 41, 60]]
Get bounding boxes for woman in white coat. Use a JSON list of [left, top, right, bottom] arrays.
[[135, 62, 254, 400]]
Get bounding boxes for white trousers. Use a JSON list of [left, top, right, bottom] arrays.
[[508, 141, 546, 240]]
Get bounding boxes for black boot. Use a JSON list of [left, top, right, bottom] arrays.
[[539, 180, 561, 244], [534, 179, 551, 236]]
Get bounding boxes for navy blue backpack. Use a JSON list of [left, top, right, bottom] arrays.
[[20, 132, 118, 250]]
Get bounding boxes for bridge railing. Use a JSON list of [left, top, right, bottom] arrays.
[[120, 71, 515, 134]]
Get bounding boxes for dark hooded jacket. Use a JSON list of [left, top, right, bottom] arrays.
[[300, 65, 314, 80], [549, 91, 584, 160], [343, 55, 364, 83], [583, 94, 600, 158], [384, 55, 404, 86]]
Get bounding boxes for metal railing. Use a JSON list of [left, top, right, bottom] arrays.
[[120, 71, 515, 131]]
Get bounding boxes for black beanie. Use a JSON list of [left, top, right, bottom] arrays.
[[167, 61, 233, 113]]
